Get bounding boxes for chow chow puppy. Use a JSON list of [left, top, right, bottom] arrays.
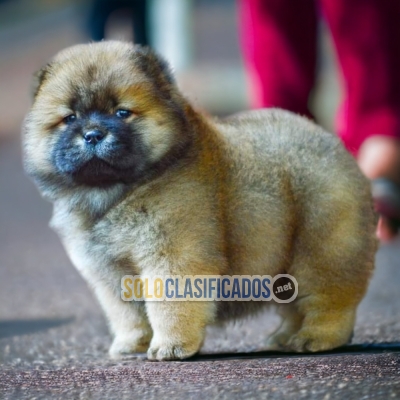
[[23, 41, 377, 360]]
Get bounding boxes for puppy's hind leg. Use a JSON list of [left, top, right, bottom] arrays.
[[284, 212, 375, 352], [266, 304, 303, 350], [287, 294, 357, 352]]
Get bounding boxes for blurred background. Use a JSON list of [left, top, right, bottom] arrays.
[[0, 0, 340, 141]]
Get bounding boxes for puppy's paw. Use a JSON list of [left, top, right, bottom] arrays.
[[147, 340, 200, 361], [109, 332, 151, 359], [286, 329, 348, 353], [266, 331, 292, 350]]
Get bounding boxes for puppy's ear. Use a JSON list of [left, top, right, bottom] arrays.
[[31, 64, 51, 99], [133, 46, 175, 89]]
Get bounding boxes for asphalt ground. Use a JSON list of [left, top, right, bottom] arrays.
[[1, 1, 400, 399]]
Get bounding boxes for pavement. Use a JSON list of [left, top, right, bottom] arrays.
[[1, 1, 400, 399]]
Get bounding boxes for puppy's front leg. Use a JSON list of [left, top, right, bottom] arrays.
[[92, 282, 153, 358], [146, 300, 216, 361]]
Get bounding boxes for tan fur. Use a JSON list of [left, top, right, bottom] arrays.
[[23, 41, 377, 360]]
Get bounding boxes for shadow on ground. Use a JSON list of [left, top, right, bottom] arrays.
[[0, 318, 74, 339]]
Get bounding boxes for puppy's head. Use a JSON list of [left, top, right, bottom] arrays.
[[24, 41, 190, 193]]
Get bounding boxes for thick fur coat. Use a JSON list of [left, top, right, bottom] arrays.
[[23, 41, 377, 360]]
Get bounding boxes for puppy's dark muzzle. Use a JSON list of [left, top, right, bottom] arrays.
[[84, 130, 106, 145]]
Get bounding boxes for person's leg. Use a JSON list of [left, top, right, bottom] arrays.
[[320, 0, 400, 155], [238, 0, 318, 117], [321, 0, 400, 240]]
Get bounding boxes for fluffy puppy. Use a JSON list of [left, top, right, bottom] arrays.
[[23, 41, 377, 360]]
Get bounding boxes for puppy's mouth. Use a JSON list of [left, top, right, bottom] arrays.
[[71, 157, 133, 187]]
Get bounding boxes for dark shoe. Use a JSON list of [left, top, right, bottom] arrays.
[[372, 178, 400, 233]]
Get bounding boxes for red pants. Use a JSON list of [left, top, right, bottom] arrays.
[[239, 0, 400, 155]]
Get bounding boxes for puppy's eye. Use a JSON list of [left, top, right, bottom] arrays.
[[64, 114, 77, 124], [116, 109, 132, 119]]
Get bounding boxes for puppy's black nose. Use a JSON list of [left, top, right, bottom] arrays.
[[83, 130, 105, 145]]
